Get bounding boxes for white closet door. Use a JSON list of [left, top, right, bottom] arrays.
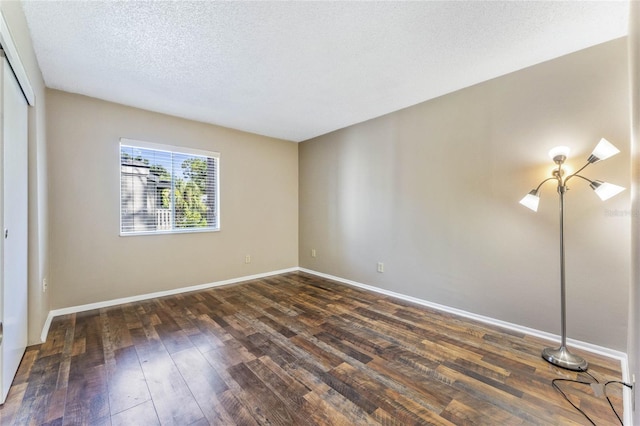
[[0, 56, 28, 404]]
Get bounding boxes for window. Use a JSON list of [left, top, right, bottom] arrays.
[[120, 138, 219, 235]]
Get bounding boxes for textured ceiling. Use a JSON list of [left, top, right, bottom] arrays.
[[21, 1, 629, 142]]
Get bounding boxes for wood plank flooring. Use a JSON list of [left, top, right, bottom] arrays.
[[0, 271, 625, 425]]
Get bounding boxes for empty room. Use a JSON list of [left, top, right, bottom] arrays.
[[0, 1, 638, 425]]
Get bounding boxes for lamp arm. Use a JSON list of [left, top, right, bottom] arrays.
[[570, 174, 594, 185], [564, 161, 592, 185], [534, 177, 557, 192]]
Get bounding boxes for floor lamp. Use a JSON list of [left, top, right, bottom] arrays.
[[519, 138, 624, 371]]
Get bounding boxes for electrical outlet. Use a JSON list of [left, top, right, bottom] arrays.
[[377, 262, 384, 273], [311, 249, 316, 258], [42, 278, 48, 293], [245, 255, 251, 264]]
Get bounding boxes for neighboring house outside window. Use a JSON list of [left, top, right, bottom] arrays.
[[120, 138, 219, 235]]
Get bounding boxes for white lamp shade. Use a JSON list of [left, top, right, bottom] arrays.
[[519, 191, 540, 211], [590, 180, 625, 201], [548, 146, 570, 160], [589, 138, 620, 162]]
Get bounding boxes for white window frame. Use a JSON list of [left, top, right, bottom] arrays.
[[119, 138, 220, 236]]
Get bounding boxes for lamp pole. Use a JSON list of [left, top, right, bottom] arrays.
[[558, 184, 567, 353]]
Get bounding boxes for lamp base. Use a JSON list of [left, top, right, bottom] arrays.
[[542, 346, 588, 371]]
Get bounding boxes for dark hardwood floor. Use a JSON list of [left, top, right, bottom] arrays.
[[0, 271, 625, 425]]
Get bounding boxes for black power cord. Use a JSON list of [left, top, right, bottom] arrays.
[[604, 380, 633, 424], [551, 377, 597, 425], [551, 370, 633, 425]]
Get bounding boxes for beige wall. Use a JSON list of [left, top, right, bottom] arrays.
[[0, 1, 49, 344], [300, 38, 630, 351], [47, 90, 298, 309]]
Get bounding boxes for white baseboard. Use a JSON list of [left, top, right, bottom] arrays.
[[299, 268, 634, 425], [43, 265, 629, 362], [40, 311, 54, 343], [39, 267, 298, 342], [39, 266, 634, 425], [300, 269, 628, 357], [620, 355, 633, 426]]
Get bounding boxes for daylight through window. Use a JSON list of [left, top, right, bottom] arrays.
[[120, 139, 219, 235]]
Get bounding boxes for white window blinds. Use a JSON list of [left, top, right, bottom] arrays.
[[120, 139, 219, 235]]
